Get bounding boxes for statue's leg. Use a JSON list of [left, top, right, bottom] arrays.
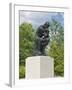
[[36, 39, 42, 55], [40, 46, 46, 56]]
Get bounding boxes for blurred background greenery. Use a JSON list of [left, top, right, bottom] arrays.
[[19, 19, 64, 79]]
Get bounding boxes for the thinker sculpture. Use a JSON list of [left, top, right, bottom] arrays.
[[33, 22, 50, 56]]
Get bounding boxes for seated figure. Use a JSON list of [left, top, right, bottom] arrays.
[[33, 22, 50, 56]]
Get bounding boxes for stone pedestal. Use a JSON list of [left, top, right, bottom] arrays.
[[25, 56, 54, 79]]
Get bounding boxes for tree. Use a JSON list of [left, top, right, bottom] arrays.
[[48, 19, 64, 76], [19, 23, 34, 65]]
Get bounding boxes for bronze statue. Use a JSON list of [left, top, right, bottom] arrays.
[[33, 22, 50, 55]]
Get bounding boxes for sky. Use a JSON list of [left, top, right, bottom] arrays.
[[19, 11, 64, 28]]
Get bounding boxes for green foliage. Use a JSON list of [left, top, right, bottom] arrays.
[[19, 23, 34, 66], [19, 65, 25, 78], [48, 19, 64, 77]]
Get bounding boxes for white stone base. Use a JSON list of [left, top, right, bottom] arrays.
[[25, 56, 54, 79]]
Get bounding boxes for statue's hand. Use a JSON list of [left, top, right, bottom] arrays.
[[41, 37, 50, 46]]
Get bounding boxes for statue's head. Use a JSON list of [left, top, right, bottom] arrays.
[[43, 22, 50, 28]]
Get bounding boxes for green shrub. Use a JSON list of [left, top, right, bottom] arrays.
[[19, 65, 25, 79]]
